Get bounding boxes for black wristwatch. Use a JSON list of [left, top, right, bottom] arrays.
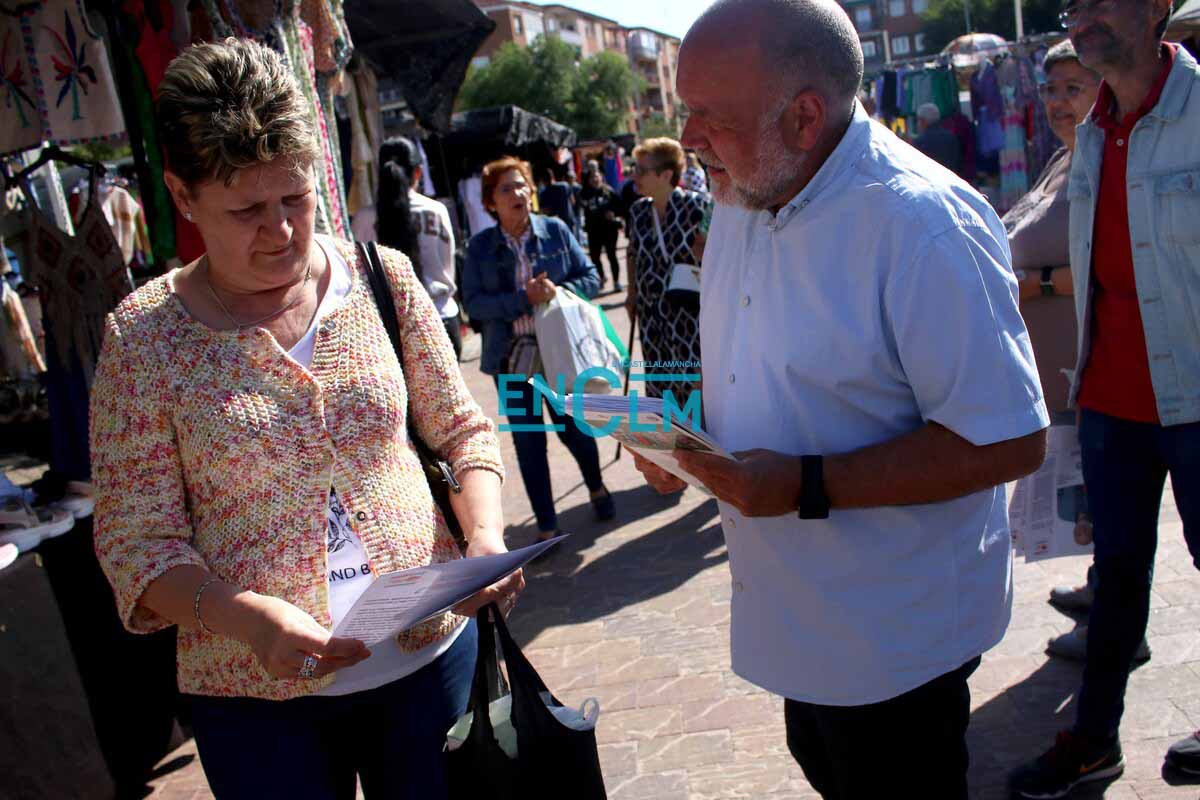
[[1040, 267, 1055, 297], [797, 455, 831, 519]]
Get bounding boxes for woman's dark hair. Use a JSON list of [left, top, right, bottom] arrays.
[[376, 136, 422, 277]]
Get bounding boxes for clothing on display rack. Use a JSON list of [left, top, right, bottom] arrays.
[[971, 60, 1006, 163], [20, 166, 133, 385], [0, 281, 45, 377], [0, 0, 127, 157], [343, 57, 382, 223]]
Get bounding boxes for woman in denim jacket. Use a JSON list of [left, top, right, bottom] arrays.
[[462, 157, 616, 544]]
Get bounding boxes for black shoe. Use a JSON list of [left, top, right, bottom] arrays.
[[1010, 731, 1124, 799], [1166, 730, 1200, 775], [613, 282, 623, 292], [590, 487, 615, 521]]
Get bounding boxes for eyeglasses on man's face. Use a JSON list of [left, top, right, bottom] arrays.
[[1059, 0, 1118, 28]]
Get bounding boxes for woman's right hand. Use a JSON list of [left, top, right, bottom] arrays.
[[243, 593, 371, 680]]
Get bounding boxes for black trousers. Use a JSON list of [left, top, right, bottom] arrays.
[[784, 656, 980, 800], [442, 315, 462, 361], [587, 228, 620, 285]]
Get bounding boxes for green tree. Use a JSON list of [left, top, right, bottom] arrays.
[[636, 112, 680, 140], [458, 36, 639, 140], [570, 51, 639, 140], [921, 0, 1063, 53]]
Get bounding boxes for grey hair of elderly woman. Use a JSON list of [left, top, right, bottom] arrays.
[[1042, 38, 1101, 80], [156, 38, 321, 187]]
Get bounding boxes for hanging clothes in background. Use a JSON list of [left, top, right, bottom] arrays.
[[603, 151, 622, 190], [0, 0, 127, 157], [21, 167, 134, 479], [900, 68, 957, 120], [458, 174, 491, 239], [0, 281, 46, 377], [999, 52, 1060, 188], [415, 139, 435, 197], [68, 176, 151, 268], [101, 185, 153, 269], [110, 23, 178, 264], [879, 71, 899, 118], [943, 111, 977, 182], [971, 60, 1005, 172], [22, 168, 133, 386], [344, 56, 382, 239], [995, 54, 1052, 212]]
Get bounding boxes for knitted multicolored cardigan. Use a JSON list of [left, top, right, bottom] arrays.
[[90, 239, 504, 700]]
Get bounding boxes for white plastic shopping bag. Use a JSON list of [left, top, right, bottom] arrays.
[[533, 289, 624, 394]]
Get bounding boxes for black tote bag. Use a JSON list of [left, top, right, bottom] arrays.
[[448, 605, 607, 799]]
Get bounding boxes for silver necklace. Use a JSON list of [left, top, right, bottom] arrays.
[[203, 255, 313, 332]]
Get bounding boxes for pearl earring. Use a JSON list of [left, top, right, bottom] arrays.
[[184, 211, 193, 221]]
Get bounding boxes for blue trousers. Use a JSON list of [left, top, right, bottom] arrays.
[[189, 620, 476, 800], [494, 375, 603, 533], [1073, 410, 1200, 742]]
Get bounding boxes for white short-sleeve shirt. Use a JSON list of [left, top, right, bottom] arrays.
[[700, 103, 1049, 706]]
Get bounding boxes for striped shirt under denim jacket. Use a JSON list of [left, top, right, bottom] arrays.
[[90, 239, 504, 701]]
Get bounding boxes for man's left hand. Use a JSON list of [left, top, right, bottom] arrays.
[[674, 448, 804, 518]]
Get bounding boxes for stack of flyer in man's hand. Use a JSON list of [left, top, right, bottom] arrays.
[[563, 394, 734, 495]]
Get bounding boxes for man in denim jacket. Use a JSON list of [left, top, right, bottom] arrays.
[[1011, 0, 1200, 796]]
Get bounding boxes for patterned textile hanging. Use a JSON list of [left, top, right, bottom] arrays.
[[21, 168, 134, 384], [198, 0, 352, 237], [0, 0, 126, 157]]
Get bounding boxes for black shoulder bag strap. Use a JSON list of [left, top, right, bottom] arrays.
[[358, 241, 466, 548]]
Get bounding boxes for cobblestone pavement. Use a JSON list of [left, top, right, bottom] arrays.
[[117, 268, 1199, 800]]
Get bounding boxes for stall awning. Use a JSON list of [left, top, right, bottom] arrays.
[[343, 0, 495, 133], [443, 106, 578, 151]]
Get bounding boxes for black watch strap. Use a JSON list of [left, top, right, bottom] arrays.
[[797, 455, 831, 519]]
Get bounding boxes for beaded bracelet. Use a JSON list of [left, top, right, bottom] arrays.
[[194, 577, 219, 635]]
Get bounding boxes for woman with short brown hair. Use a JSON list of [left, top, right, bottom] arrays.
[[91, 38, 520, 798]]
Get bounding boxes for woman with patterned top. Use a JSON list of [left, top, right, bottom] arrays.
[[461, 156, 616, 545], [680, 151, 709, 193], [89, 39, 521, 799], [625, 138, 711, 399]]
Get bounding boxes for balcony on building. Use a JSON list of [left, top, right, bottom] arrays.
[[629, 30, 659, 62], [545, 15, 583, 47]]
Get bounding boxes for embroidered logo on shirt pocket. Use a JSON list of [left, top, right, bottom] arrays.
[[1156, 170, 1200, 246]]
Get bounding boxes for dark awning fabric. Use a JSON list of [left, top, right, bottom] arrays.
[[343, 0, 495, 133], [443, 106, 578, 151]]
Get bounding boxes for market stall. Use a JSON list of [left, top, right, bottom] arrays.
[[422, 105, 578, 241], [867, 32, 1064, 213]]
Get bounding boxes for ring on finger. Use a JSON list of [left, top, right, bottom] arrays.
[[298, 654, 318, 679]]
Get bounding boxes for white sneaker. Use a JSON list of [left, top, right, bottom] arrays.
[[52, 480, 95, 519], [0, 498, 74, 551]]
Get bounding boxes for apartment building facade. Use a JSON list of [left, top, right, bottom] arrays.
[[470, 2, 681, 134], [840, 0, 933, 73]]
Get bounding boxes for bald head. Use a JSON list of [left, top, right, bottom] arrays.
[[688, 0, 864, 113]]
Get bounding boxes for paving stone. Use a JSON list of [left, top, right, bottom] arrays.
[[596, 705, 684, 745], [638, 730, 734, 773], [609, 770, 689, 800], [638, 673, 727, 708], [681, 693, 780, 733]]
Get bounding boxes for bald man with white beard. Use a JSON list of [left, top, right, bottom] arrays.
[[632, 1, 1049, 797]]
